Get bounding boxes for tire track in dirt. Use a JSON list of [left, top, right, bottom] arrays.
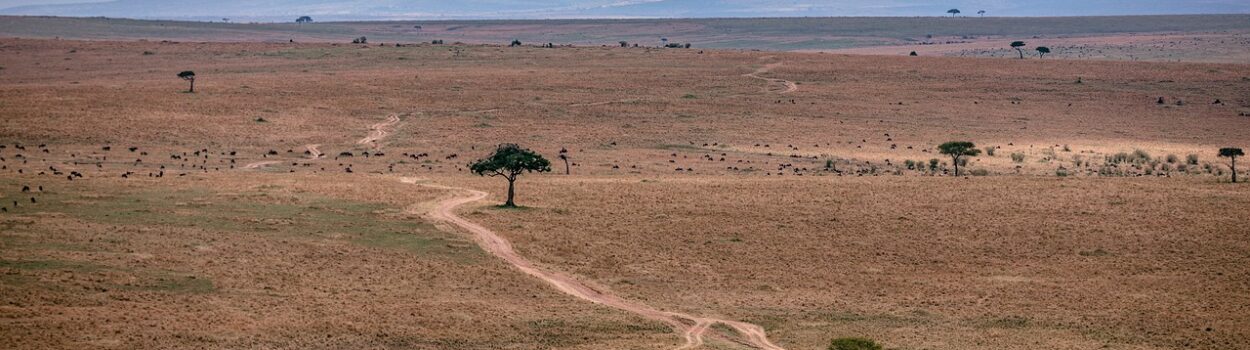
[[744, 61, 797, 94], [402, 178, 786, 350], [242, 160, 280, 169], [358, 114, 401, 149], [305, 144, 322, 159]]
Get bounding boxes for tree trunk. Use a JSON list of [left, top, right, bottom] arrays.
[[1233, 157, 1238, 183], [1017, 49, 1024, 59], [189, 79, 195, 93], [952, 156, 960, 176], [505, 177, 516, 207], [563, 158, 570, 175]]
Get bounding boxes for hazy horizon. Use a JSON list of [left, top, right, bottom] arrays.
[[2, 0, 1248, 22]]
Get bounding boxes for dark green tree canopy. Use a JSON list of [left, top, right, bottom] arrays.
[[177, 71, 195, 80], [470, 144, 551, 178], [1220, 148, 1244, 158], [939, 141, 981, 157], [1010, 41, 1026, 48], [1036, 46, 1051, 53]]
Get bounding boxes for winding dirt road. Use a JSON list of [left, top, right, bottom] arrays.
[[358, 114, 401, 149], [403, 178, 786, 350], [745, 61, 798, 94]]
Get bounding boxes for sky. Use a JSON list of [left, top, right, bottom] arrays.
[[1, 0, 1248, 21]]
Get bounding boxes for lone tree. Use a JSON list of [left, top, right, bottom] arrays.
[[510, 39, 522, 47], [977, 10, 986, 17], [938, 141, 982, 176], [1220, 147, 1244, 183], [177, 71, 196, 93], [296, 16, 313, 24], [558, 147, 570, 175], [1036, 46, 1051, 58], [470, 144, 551, 207], [947, 9, 961, 17], [1010, 41, 1027, 59]]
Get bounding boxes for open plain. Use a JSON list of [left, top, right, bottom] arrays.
[[2, 15, 1249, 350]]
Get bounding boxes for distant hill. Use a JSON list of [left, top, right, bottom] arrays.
[[2, 0, 1248, 21]]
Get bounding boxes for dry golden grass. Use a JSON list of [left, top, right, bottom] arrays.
[[1, 36, 1249, 350], [456, 175, 1250, 349]]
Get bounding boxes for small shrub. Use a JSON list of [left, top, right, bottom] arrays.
[[1056, 167, 1069, 177], [1186, 154, 1199, 165], [1062, 144, 1071, 152], [983, 147, 996, 156], [1010, 153, 1025, 163], [829, 337, 882, 350], [928, 158, 940, 171], [970, 169, 989, 176], [903, 159, 916, 170], [1165, 154, 1178, 163]]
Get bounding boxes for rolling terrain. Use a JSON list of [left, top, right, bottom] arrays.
[[1, 18, 1249, 350]]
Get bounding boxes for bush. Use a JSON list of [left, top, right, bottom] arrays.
[[829, 337, 882, 350], [1056, 167, 1069, 177], [970, 169, 990, 176], [1166, 154, 1178, 163], [1010, 153, 1025, 163], [928, 158, 940, 171], [903, 159, 916, 170], [984, 147, 996, 156], [1186, 154, 1199, 165]]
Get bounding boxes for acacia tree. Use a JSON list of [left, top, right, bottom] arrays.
[[977, 10, 986, 17], [296, 16, 313, 24], [1010, 41, 1027, 59], [470, 144, 551, 207], [947, 9, 961, 17], [558, 147, 570, 175], [177, 71, 196, 93], [939, 141, 982, 176], [1036, 46, 1051, 58], [1220, 147, 1244, 183]]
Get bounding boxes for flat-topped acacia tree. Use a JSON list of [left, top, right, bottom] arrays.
[[177, 71, 196, 93], [1011, 41, 1027, 59], [939, 141, 982, 176], [1220, 147, 1244, 183], [470, 144, 551, 207]]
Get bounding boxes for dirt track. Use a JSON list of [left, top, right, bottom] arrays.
[[744, 60, 797, 94], [404, 178, 785, 350], [358, 114, 401, 149]]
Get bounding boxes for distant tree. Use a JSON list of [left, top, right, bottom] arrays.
[[352, 36, 368, 44], [938, 141, 981, 176], [909, 51, 918, 56], [177, 71, 196, 93], [296, 16, 313, 24], [558, 147, 570, 175], [1220, 147, 1244, 183], [977, 10, 986, 17], [1010, 41, 1027, 59], [470, 144, 551, 207], [947, 9, 961, 17], [1036, 46, 1051, 58], [619, 41, 629, 47], [510, 39, 522, 47]]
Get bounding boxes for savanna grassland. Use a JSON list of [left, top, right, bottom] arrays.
[[1, 16, 1249, 350]]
